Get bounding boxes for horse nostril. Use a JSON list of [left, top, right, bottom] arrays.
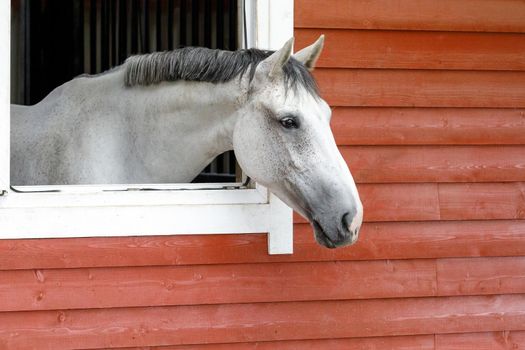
[[341, 212, 351, 232], [342, 212, 361, 237]]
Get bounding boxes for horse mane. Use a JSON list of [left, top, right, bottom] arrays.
[[123, 47, 319, 96]]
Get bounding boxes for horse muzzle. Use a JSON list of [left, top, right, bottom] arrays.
[[311, 208, 362, 249]]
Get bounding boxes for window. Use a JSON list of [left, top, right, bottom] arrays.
[[0, 0, 294, 254], [11, 0, 241, 184]]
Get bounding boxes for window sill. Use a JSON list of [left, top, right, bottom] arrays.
[[0, 184, 293, 254]]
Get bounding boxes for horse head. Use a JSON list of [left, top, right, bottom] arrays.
[[233, 36, 363, 248]]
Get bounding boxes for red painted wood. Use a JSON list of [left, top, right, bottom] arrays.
[[118, 334, 435, 350], [295, 182, 525, 223], [322, 221, 525, 263], [315, 69, 525, 108], [0, 260, 437, 312], [296, 29, 525, 71], [437, 257, 525, 296], [3, 3, 525, 348], [1, 220, 524, 270], [295, 0, 525, 33], [319, 220, 525, 263], [357, 183, 440, 222], [330, 108, 525, 146], [436, 331, 525, 349], [342, 145, 525, 183], [89, 332, 525, 349], [0, 233, 271, 270], [3, 255, 525, 313], [439, 182, 525, 220], [1, 295, 524, 349]]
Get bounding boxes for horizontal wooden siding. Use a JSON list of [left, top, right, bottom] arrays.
[[1, 0, 525, 348]]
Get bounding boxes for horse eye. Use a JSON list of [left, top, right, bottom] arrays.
[[280, 117, 299, 129]]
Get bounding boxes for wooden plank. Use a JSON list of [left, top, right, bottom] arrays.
[[295, 0, 525, 33], [3, 255, 525, 313], [291, 183, 525, 223], [437, 257, 525, 296], [439, 182, 525, 220], [358, 183, 440, 222], [118, 335, 435, 349], [1, 220, 524, 270], [330, 108, 525, 146], [1, 295, 524, 349], [2, 221, 524, 271], [99, 332, 525, 349], [315, 69, 525, 108], [0, 260, 436, 312], [297, 220, 525, 263], [436, 331, 525, 349], [296, 29, 525, 71], [294, 183, 441, 222], [0, 233, 272, 270], [342, 145, 525, 183]]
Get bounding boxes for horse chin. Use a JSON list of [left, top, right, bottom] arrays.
[[269, 186, 359, 249], [311, 219, 357, 249]]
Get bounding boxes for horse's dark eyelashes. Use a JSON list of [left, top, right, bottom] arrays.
[[261, 106, 300, 129], [280, 115, 300, 129]]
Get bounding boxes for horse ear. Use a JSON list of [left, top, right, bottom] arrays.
[[293, 34, 324, 71], [257, 37, 294, 79]]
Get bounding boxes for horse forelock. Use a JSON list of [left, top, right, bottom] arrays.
[[122, 47, 319, 97]]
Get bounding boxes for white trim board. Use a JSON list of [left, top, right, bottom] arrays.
[[0, 0, 294, 255], [0, 0, 10, 195]]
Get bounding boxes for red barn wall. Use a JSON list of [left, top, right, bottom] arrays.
[[1, 0, 525, 348]]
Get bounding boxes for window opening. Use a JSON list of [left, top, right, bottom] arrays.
[[10, 0, 242, 187]]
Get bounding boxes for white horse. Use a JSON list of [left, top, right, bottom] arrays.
[[11, 36, 363, 248]]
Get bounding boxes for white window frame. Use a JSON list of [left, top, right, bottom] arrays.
[[0, 0, 294, 255]]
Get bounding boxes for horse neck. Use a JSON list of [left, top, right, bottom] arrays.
[[127, 78, 246, 155], [31, 70, 247, 183], [100, 70, 247, 182]]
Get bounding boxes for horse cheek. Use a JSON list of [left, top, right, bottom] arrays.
[[233, 118, 277, 186]]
